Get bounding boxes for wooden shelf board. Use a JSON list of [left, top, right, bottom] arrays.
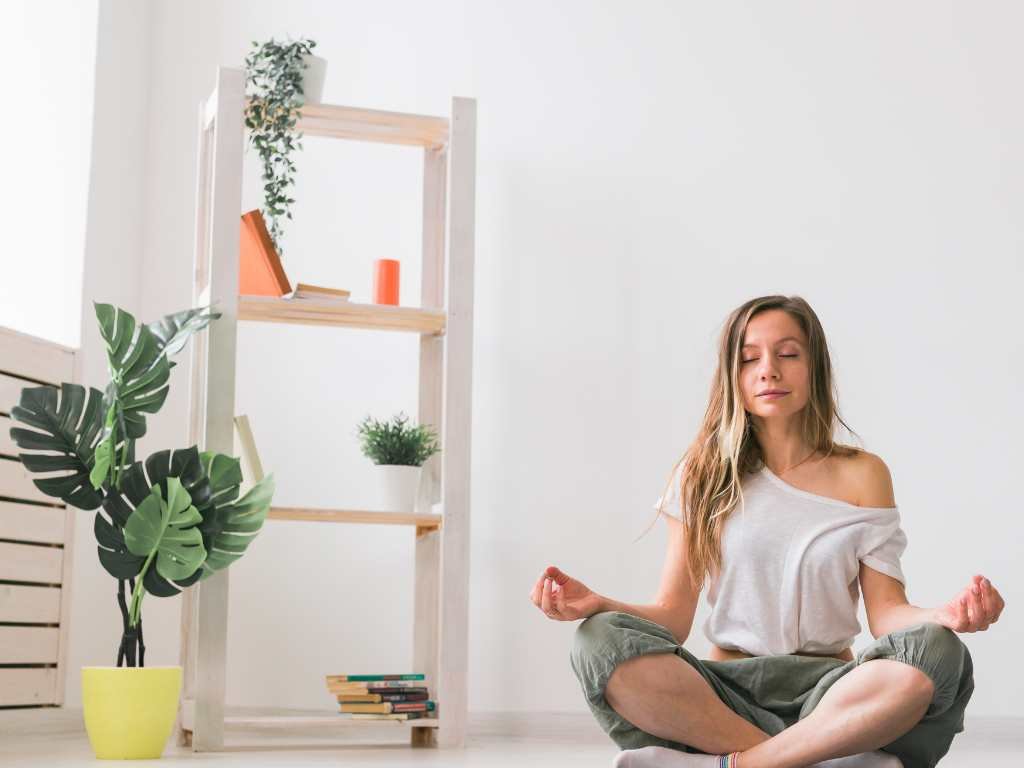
[[222, 715, 439, 728], [268, 506, 442, 529], [238, 296, 446, 335], [242, 98, 449, 148], [294, 102, 449, 148]]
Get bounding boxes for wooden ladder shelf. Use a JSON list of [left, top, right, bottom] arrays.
[[178, 66, 475, 752]]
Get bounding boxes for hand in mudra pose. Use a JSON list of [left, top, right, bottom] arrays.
[[529, 565, 604, 621], [933, 573, 1006, 633]]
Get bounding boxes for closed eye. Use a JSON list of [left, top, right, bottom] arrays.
[[742, 354, 798, 364]]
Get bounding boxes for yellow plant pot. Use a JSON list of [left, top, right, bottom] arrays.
[[82, 666, 182, 760]]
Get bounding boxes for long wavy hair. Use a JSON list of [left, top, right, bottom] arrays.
[[636, 295, 866, 592]]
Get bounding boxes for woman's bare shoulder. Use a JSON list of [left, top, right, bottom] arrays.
[[836, 448, 897, 508]]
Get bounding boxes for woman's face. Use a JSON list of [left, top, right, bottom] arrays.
[[739, 309, 810, 421]]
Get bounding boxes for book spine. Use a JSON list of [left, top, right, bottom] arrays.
[[325, 692, 425, 696], [337, 692, 429, 703], [327, 674, 425, 682]]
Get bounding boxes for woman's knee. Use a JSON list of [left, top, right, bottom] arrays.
[[571, 612, 628, 678], [902, 622, 974, 715], [570, 611, 678, 694]]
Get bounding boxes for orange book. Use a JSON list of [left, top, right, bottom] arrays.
[[239, 210, 292, 296]]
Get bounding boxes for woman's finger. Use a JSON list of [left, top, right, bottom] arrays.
[[543, 578, 562, 619], [969, 586, 984, 631], [985, 578, 1003, 622], [979, 580, 994, 625], [958, 595, 969, 631], [530, 574, 545, 606]]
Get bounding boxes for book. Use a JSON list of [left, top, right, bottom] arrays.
[[338, 712, 426, 720], [328, 684, 428, 695], [327, 674, 426, 682], [339, 700, 435, 714], [337, 691, 429, 703], [239, 210, 291, 296], [239, 210, 351, 300], [292, 282, 351, 301]]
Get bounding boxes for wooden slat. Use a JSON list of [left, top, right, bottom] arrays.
[[0, 327, 74, 388], [0, 626, 60, 663], [0, 667, 58, 706], [53, 507, 75, 705], [0, 458, 57, 506], [0, 373, 53, 417], [0, 541, 64, 584], [290, 102, 449, 148], [0, 583, 61, 623], [267, 506, 442, 528], [0, 500, 66, 544], [238, 297, 447, 335], [179, 702, 438, 730], [435, 95, 476, 750], [0, 414, 18, 455], [190, 64, 246, 753]]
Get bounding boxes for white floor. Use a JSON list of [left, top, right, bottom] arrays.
[[0, 707, 1020, 766]]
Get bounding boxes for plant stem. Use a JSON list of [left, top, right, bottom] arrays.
[[116, 579, 129, 667], [128, 550, 157, 627]]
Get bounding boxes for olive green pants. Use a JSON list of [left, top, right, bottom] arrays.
[[570, 612, 974, 768]]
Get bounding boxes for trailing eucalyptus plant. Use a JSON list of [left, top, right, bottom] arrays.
[[243, 37, 318, 255], [8, 302, 275, 667]]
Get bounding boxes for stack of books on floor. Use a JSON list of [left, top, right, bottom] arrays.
[[326, 673, 437, 720]]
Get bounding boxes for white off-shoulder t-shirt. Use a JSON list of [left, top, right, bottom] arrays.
[[652, 462, 908, 657]]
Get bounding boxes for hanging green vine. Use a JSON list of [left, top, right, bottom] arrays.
[[243, 37, 318, 255]]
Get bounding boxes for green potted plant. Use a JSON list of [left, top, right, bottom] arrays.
[[243, 36, 323, 256], [356, 412, 440, 512], [8, 302, 275, 760]]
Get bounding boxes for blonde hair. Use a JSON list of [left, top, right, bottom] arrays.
[[636, 295, 866, 592]]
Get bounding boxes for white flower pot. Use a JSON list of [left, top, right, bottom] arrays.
[[376, 464, 422, 512], [300, 54, 327, 104]]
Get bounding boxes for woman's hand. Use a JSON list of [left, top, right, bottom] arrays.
[[932, 574, 1006, 633], [529, 565, 604, 621]]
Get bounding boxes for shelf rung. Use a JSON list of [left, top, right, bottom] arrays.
[[294, 102, 449, 148], [268, 507, 442, 529], [238, 296, 446, 335], [225, 715, 439, 728]]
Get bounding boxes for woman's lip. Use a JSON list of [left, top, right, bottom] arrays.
[[759, 391, 789, 397]]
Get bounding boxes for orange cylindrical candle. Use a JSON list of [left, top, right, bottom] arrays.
[[373, 259, 400, 305]]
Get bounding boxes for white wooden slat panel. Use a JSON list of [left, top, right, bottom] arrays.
[[0, 500, 66, 544], [0, 327, 75, 387], [0, 583, 61, 623], [0, 541, 64, 584], [0, 373, 40, 416], [0, 667, 58, 706], [0, 414, 17, 455], [0, 458, 56, 505], [0, 626, 60, 663]]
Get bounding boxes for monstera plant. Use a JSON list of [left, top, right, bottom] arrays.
[[8, 302, 275, 668]]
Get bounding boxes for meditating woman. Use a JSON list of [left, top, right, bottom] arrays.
[[529, 295, 1004, 768]]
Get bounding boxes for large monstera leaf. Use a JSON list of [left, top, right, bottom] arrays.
[[97, 446, 213, 596], [91, 303, 172, 489], [195, 468, 275, 578], [123, 477, 206, 625], [146, 304, 222, 364], [8, 383, 131, 510], [95, 445, 274, 597], [125, 477, 205, 581]]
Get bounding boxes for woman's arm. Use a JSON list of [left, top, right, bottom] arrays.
[[595, 595, 693, 645], [595, 515, 700, 643]]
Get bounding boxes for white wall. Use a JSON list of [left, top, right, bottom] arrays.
[[0, 1, 97, 347], [74, 0, 1022, 719]]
